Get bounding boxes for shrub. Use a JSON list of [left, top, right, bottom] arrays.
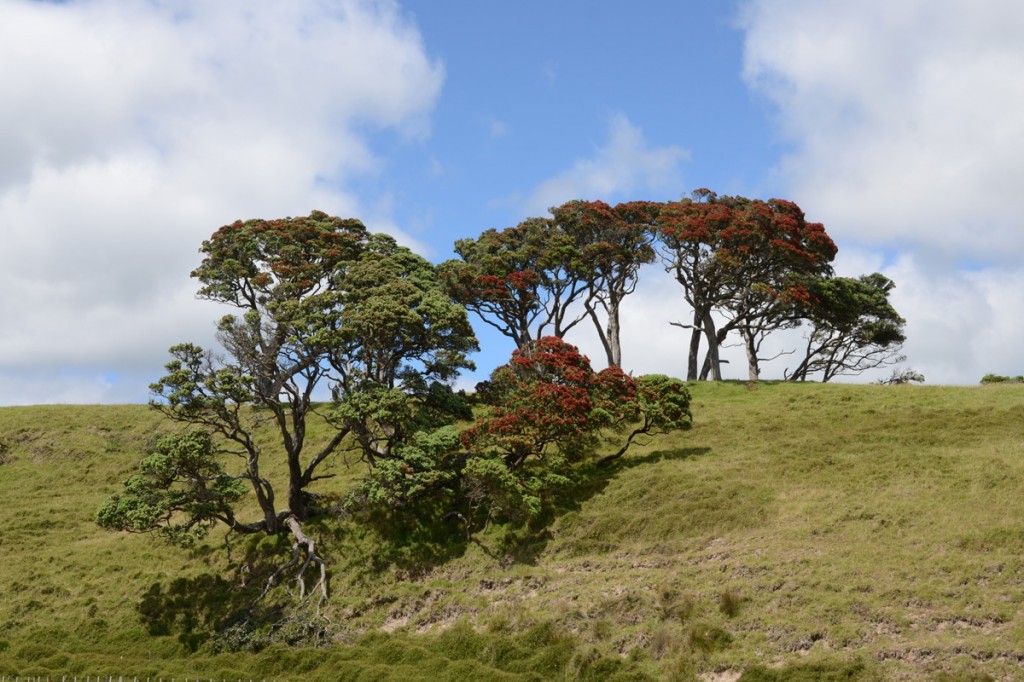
[[980, 374, 1024, 384], [719, 589, 742, 618], [877, 368, 925, 385]]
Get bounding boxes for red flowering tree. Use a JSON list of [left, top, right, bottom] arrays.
[[439, 218, 588, 350], [551, 199, 660, 368], [458, 337, 692, 527], [656, 190, 837, 381]]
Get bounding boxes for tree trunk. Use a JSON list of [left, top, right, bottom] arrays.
[[701, 310, 722, 380], [740, 326, 760, 382], [584, 296, 617, 369], [686, 311, 702, 381], [606, 299, 622, 367], [288, 453, 306, 518]]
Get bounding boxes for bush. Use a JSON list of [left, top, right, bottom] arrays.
[[877, 368, 925, 385], [980, 374, 1024, 384], [0, 436, 11, 465]]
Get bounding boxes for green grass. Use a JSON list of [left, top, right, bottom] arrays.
[[2, 382, 1024, 680]]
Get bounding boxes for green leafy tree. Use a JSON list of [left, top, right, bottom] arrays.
[[98, 211, 477, 604], [787, 273, 906, 382], [551, 199, 659, 368], [324, 233, 478, 464], [980, 374, 1024, 384]]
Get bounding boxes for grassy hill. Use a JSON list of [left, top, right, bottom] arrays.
[[1, 382, 1023, 680]]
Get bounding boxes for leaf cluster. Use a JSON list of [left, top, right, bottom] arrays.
[[96, 431, 246, 546]]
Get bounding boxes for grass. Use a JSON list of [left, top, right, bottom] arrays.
[[1, 382, 1023, 679]]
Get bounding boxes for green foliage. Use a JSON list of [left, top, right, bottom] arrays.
[[95, 431, 246, 546], [632, 374, 694, 431], [980, 373, 1024, 384], [461, 450, 574, 527], [350, 426, 463, 510], [351, 338, 691, 538], [790, 273, 907, 382], [99, 211, 479, 613], [457, 338, 691, 526]]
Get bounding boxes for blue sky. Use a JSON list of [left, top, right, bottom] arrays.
[[2, 0, 1024, 403], [374, 1, 779, 240]]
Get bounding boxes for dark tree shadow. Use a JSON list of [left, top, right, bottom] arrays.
[[136, 446, 714, 642], [138, 574, 264, 652], [489, 446, 713, 565], [333, 501, 473, 579], [136, 536, 300, 652], [614, 446, 712, 470]]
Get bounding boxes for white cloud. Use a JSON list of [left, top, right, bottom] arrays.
[[884, 257, 1024, 385], [0, 0, 443, 404], [736, 0, 1024, 383], [523, 114, 689, 214], [0, 371, 116, 406], [565, 266, 691, 378], [740, 0, 1024, 262]]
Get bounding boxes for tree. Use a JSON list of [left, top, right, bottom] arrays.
[[98, 211, 477, 605], [439, 218, 588, 350], [655, 190, 836, 381], [786, 273, 906, 382], [714, 197, 836, 381], [458, 337, 692, 525], [551, 199, 659, 368], [351, 337, 693, 536]]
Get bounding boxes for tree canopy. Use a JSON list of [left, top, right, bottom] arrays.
[[439, 218, 587, 349], [99, 211, 478, 605], [351, 336, 693, 535], [787, 272, 906, 382], [551, 199, 659, 368], [98, 187, 911, 639], [656, 190, 837, 381]]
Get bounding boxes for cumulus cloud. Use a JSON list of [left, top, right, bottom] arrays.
[[523, 114, 689, 214], [882, 258, 1024, 385], [740, 0, 1024, 262], [0, 0, 443, 404], [736, 0, 1024, 382]]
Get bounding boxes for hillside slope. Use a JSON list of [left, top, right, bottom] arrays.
[[1, 382, 1022, 680]]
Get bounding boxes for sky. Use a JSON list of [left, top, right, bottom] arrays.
[[1, 0, 1023, 404]]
